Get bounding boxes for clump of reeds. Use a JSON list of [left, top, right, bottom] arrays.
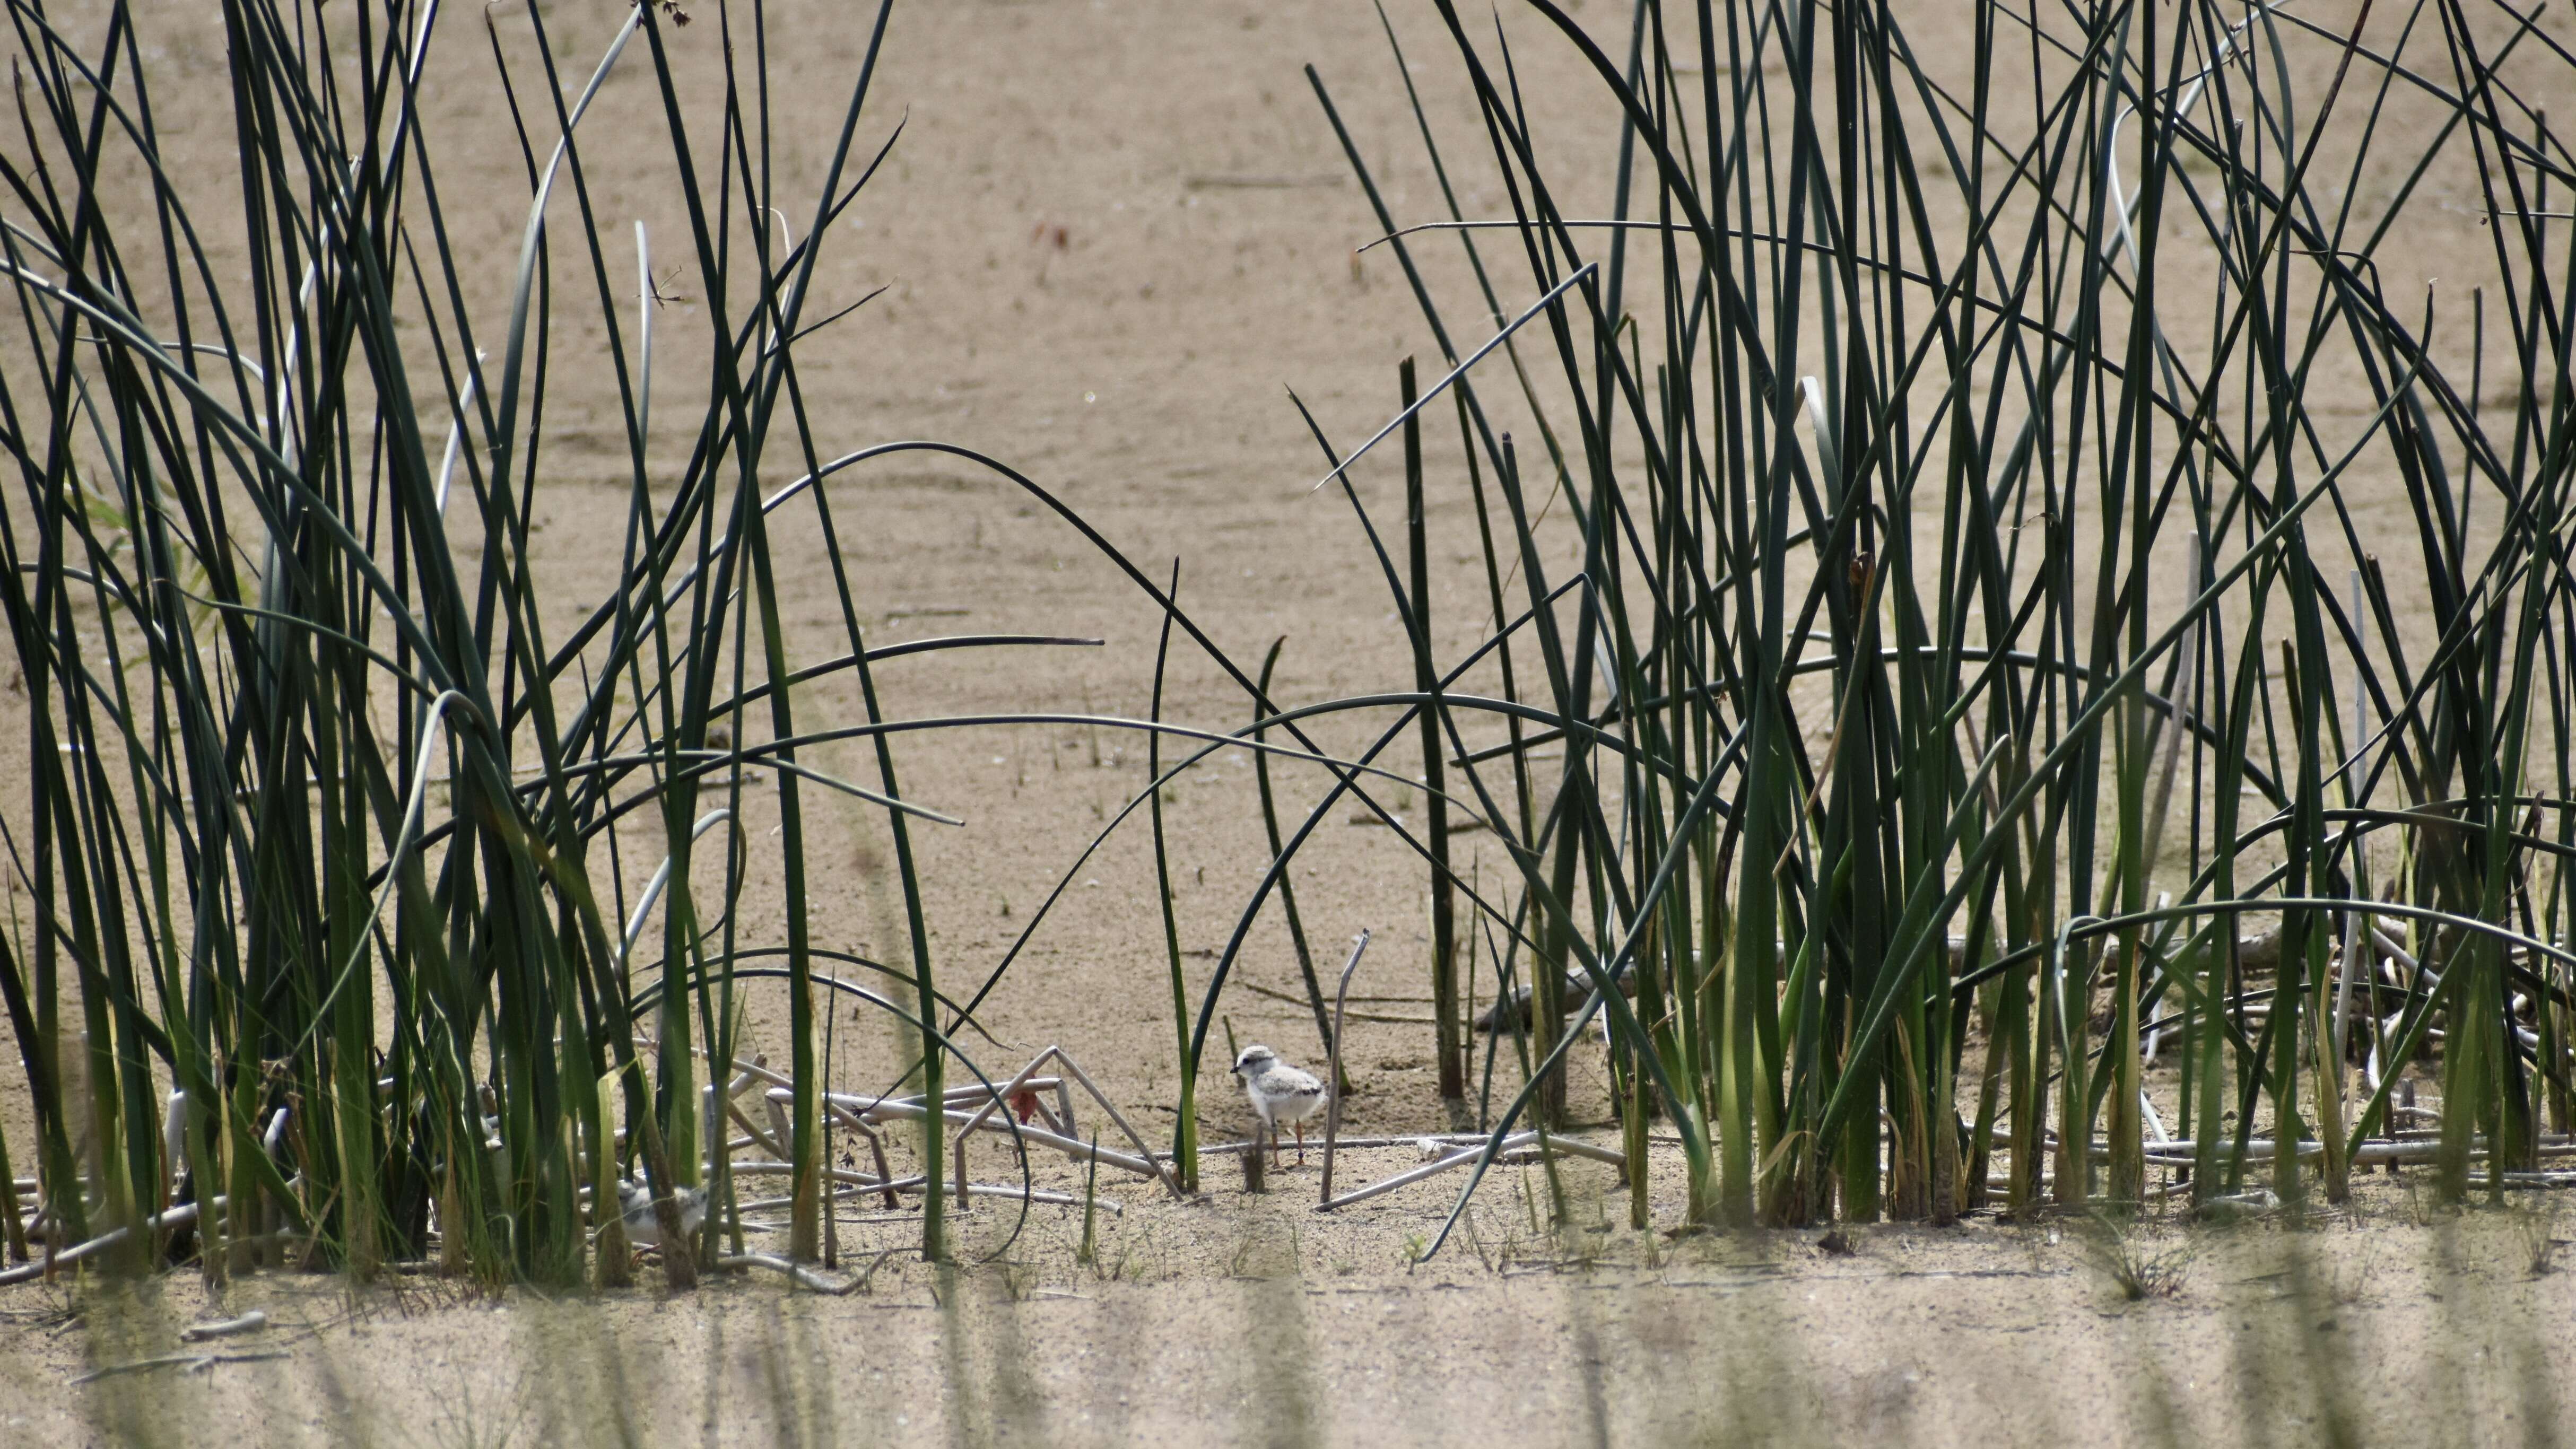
[[0, 0, 1237, 1287], [1243, 0, 2576, 1244]]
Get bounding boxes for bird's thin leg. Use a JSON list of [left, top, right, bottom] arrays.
[[1295, 1122, 1307, 1167]]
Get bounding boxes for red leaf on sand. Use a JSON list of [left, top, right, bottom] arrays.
[[1009, 1087, 1040, 1125]]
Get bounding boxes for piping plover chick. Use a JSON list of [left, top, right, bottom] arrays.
[[1231, 1044, 1327, 1167], [613, 1179, 707, 1250]]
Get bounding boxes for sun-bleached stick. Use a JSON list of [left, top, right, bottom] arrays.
[[945, 1049, 1180, 1201], [0, 1198, 221, 1287], [723, 1161, 1107, 1211], [71, 1351, 288, 1385], [789, 1093, 1160, 1178], [717, 1253, 864, 1294], [178, 1311, 268, 1343], [1319, 930, 1375, 1203], [1317, 1131, 1625, 1211]]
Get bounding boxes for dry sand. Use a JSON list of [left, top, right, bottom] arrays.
[[6, 1175, 2573, 1447], [4, 0, 2575, 1442]]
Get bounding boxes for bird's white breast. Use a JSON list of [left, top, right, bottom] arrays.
[[1249, 1067, 1326, 1121]]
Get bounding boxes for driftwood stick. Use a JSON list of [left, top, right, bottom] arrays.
[[177, 1311, 268, 1343], [729, 1103, 788, 1162], [1321, 1133, 1538, 1211], [948, 1053, 1116, 1204], [1185, 1132, 1625, 1158], [817, 1104, 903, 1209], [717, 1253, 863, 1294], [1, 1198, 221, 1287], [811, 1081, 1066, 1116], [1054, 1079, 1080, 1146], [1503, 1137, 1623, 1167], [71, 1351, 289, 1385], [724, 1161, 902, 1191], [723, 1163, 1107, 1212], [1319, 930, 1374, 1204], [945, 1182, 1093, 1209], [806, 1096, 1160, 1180], [2131, 1137, 2576, 1166], [861, 1121, 901, 1210], [1317, 1130, 1626, 1210], [1007, 1053, 1182, 1200], [734, 1183, 885, 1212]]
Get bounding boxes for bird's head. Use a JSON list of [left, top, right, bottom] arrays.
[[1232, 1044, 1277, 1077]]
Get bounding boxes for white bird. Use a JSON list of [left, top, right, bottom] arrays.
[[1231, 1044, 1327, 1167], [613, 1179, 707, 1250]]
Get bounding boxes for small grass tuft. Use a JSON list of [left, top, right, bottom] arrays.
[[2085, 1216, 2192, 1304]]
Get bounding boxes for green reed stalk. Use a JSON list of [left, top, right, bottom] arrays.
[[1254, 639, 1339, 1081], [1403, 360, 1466, 1115], [1151, 565, 1197, 1192]]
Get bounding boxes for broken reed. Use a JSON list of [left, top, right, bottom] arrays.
[[1280, 0, 2576, 1237], [0, 0, 1038, 1284]]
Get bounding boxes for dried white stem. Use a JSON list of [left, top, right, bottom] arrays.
[[178, 1311, 268, 1343], [717, 1253, 861, 1294]]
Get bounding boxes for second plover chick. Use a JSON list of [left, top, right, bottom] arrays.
[[1231, 1044, 1327, 1167], [613, 1179, 707, 1250]]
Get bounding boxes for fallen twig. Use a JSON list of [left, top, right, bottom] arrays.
[[1, 1198, 223, 1287], [72, 1351, 288, 1385], [723, 1163, 1110, 1212], [1320, 930, 1374, 1203], [716, 1254, 863, 1294], [178, 1310, 268, 1343], [941, 1048, 1183, 1200], [1318, 1131, 1625, 1211]]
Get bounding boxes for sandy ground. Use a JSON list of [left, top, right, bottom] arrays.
[[5, 1168, 2574, 1447], [6, 0, 2576, 1441]]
